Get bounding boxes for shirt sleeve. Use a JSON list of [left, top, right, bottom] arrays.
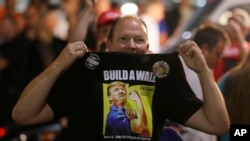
[[47, 60, 86, 120], [154, 52, 203, 125]]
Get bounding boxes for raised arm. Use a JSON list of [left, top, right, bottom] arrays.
[[68, 0, 94, 43], [12, 41, 88, 125], [229, 19, 249, 60], [177, 40, 230, 135], [128, 90, 148, 136]]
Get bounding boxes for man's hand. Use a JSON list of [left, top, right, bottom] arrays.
[[54, 41, 88, 71], [177, 40, 209, 74]]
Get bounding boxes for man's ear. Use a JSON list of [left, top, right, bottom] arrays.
[[146, 44, 153, 54], [200, 44, 209, 56]]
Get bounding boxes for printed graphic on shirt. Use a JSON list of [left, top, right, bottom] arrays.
[[103, 81, 154, 140], [85, 53, 100, 69], [152, 60, 170, 79]]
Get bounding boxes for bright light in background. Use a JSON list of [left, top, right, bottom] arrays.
[[218, 11, 232, 25], [19, 133, 28, 141], [0, 127, 7, 138], [182, 31, 192, 40], [196, 0, 206, 8], [121, 3, 138, 15]]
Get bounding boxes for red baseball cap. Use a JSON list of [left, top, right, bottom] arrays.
[[97, 9, 120, 26]]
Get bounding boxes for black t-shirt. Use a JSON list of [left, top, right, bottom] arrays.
[[48, 52, 203, 141]]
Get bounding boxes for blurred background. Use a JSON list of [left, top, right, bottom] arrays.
[[0, 0, 250, 140]]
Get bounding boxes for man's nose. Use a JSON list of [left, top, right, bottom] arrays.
[[118, 89, 125, 93], [128, 39, 137, 49]]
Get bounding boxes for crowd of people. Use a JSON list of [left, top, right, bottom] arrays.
[[0, 0, 250, 141]]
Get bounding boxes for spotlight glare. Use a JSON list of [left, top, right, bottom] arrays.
[[121, 3, 138, 15]]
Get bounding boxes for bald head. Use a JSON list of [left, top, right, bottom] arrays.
[[106, 15, 149, 54], [107, 15, 148, 41]]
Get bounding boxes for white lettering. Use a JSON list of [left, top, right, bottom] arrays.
[[122, 70, 128, 80], [144, 71, 150, 81], [103, 70, 156, 83], [103, 71, 109, 80], [234, 129, 247, 136], [136, 71, 145, 81], [129, 70, 135, 80]]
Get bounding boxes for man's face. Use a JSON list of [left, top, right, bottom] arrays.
[[96, 24, 111, 43], [203, 39, 226, 68], [107, 17, 149, 54], [109, 85, 127, 106]]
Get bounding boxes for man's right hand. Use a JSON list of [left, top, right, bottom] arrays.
[[54, 41, 88, 71]]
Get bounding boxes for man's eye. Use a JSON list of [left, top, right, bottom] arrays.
[[136, 38, 145, 43], [119, 37, 128, 43], [120, 37, 127, 40]]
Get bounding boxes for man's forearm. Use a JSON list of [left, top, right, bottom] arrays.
[[198, 68, 230, 134], [12, 60, 63, 124]]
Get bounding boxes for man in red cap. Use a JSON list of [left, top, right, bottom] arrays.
[[95, 9, 120, 51], [68, 0, 120, 52]]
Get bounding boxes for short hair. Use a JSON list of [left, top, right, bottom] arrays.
[[107, 15, 148, 41], [107, 81, 126, 96], [193, 24, 229, 50]]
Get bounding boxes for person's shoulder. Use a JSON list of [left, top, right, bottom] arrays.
[[217, 71, 231, 84], [217, 71, 231, 92]]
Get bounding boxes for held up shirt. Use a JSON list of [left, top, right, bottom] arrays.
[[48, 52, 203, 141]]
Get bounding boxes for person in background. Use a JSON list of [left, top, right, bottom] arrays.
[[0, 15, 19, 46], [95, 9, 120, 51], [0, 0, 26, 44], [12, 15, 229, 141], [139, 0, 166, 53], [85, 0, 112, 51], [179, 23, 230, 141], [0, 15, 23, 126], [158, 19, 169, 48], [58, 0, 81, 40], [68, 0, 119, 52], [163, 0, 194, 49], [217, 52, 250, 141], [0, 2, 68, 126], [93, 0, 112, 19], [213, 8, 250, 82], [160, 120, 184, 141], [181, 23, 229, 101]]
